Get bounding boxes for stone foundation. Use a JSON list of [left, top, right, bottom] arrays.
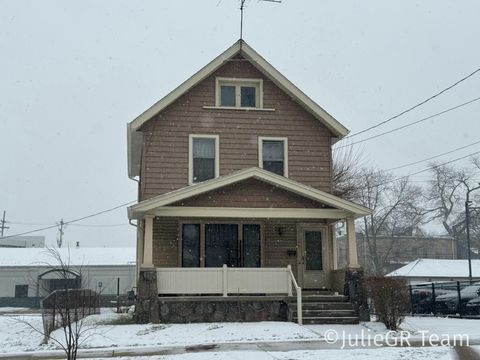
[[345, 267, 369, 321], [135, 269, 159, 323], [157, 297, 288, 323]]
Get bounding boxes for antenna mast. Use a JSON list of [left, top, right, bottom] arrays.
[[240, 0, 246, 40]]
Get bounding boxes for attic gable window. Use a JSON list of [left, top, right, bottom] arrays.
[[189, 134, 220, 185], [216, 78, 263, 108], [258, 137, 288, 177]]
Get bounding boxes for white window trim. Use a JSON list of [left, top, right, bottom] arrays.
[[215, 77, 263, 109], [258, 136, 288, 177], [189, 134, 220, 185]]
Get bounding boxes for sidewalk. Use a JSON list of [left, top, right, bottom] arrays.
[[2, 338, 480, 359]]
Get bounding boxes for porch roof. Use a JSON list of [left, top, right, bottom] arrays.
[[128, 167, 371, 220]]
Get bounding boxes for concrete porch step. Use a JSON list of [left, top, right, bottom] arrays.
[[288, 295, 348, 303], [292, 309, 355, 317], [301, 289, 336, 296], [289, 302, 353, 311], [294, 316, 359, 325]]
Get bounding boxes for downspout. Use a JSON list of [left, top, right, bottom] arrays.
[[129, 218, 140, 291]]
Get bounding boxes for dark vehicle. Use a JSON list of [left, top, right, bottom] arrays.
[[466, 296, 480, 315], [411, 287, 455, 314], [435, 283, 480, 314]]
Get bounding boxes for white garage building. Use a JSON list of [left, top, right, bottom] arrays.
[[0, 247, 136, 301]]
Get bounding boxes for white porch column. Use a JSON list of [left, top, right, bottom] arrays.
[[142, 215, 154, 268], [346, 217, 359, 268]]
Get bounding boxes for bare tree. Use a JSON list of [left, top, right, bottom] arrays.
[[13, 247, 99, 360], [426, 159, 480, 257], [332, 143, 364, 200], [356, 168, 426, 274]]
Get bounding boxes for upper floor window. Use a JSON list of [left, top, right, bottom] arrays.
[[258, 137, 288, 177], [189, 134, 219, 184], [216, 78, 263, 108]]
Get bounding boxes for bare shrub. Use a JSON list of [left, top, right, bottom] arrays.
[[364, 276, 410, 330]]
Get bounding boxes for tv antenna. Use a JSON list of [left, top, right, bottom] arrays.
[[236, 0, 281, 40]]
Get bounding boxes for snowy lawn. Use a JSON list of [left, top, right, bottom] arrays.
[[0, 308, 319, 354], [402, 316, 480, 339]]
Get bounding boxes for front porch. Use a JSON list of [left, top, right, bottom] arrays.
[[134, 215, 362, 325], [139, 216, 361, 292], [129, 168, 370, 324]]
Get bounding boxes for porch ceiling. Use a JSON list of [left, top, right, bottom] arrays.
[[128, 167, 371, 220]]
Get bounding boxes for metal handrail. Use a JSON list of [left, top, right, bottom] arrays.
[[287, 265, 302, 325]]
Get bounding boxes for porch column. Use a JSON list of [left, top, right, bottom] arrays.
[[346, 217, 359, 268], [142, 215, 154, 268]]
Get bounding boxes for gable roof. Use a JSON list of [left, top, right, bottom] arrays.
[[127, 40, 349, 177], [387, 258, 480, 279], [129, 40, 348, 136], [128, 167, 371, 219]]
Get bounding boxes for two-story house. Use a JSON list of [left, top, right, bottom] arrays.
[[127, 40, 370, 324]]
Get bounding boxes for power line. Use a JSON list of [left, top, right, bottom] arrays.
[[335, 96, 480, 149], [373, 150, 480, 188], [6, 221, 56, 226], [385, 139, 480, 172], [0, 200, 136, 240], [343, 67, 480, 139], [68, 223, 130, 228]]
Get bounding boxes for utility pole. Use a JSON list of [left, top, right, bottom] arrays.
[[465, 183, 480, 283], [0, 211, 9, 237], [57, 218, 65, 248]]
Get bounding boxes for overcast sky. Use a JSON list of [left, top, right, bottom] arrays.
[[1, 0, 479, 248]]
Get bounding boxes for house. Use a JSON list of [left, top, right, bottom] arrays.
[[0, 247, 136, 307], [127, 40, 371, 324], [0, 235, 45, 248], [387, 258, 480, 284], [336, 233, 456, 275]]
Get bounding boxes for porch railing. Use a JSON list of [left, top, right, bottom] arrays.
[[156, 265, 303, 324]]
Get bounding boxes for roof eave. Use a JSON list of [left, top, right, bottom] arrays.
[[128, 167, 371, 219]]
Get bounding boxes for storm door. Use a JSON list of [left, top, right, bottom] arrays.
[[297, 227, 329, 288]]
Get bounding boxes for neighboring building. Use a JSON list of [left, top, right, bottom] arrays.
[[126, 40, 370, 324], [387, 258, 480, 284], [337, 233, 456, 275], [0, 236, 45, 248], [0, 247, 136, 305]]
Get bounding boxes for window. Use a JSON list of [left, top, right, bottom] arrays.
[[258, 137, 288, 176], [243, 224, 261, 267], [15, 284, 28, 298], [189, 135, 219, 184], [182, 224, 200, 267], [305, 231, 323, 271], [216, 78, 263, 108]]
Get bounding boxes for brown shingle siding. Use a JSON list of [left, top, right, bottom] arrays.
[[169, 178, 330, 209], [140, 59, 333, 201]]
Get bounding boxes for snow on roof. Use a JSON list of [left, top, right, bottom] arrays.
[[387, 258, 480, 278], [0, 247, 136, 267]]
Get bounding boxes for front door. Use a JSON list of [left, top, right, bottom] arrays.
[[297, 226, 329, 288]]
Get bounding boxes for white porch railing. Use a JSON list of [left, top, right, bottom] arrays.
[[156, 265, 303, 324]]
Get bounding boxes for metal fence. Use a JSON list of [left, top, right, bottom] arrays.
[[41, 289, 100, 338], [409, 281, 480, 317]]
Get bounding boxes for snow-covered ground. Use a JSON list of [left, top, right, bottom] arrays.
[[0, 307, 479, 359]]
